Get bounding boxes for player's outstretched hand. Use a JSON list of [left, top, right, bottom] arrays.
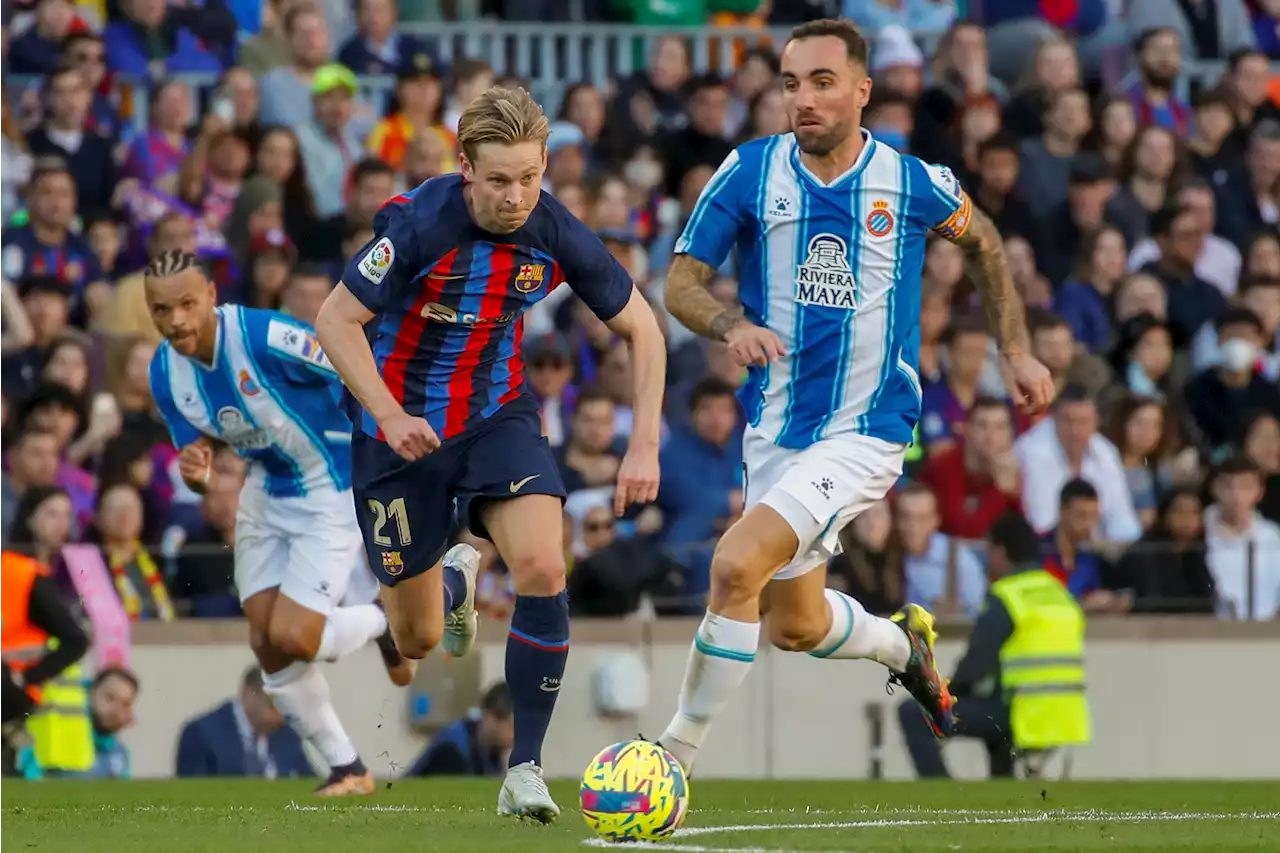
[[725, 321, 787, 368], [614, 446, 660, 517], [381, 411, 441, 461], [1001, 351, 1056, 415], [178, 441, 213, 487]]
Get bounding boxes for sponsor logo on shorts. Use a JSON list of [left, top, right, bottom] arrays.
[[381, 550, 404, 576], [540, 676, 562, 693], [358, 237, 395, 284], [813, 477, 834, 499], [509, 474, 541, 493]]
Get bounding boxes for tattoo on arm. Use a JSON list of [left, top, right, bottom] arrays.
[[664, 254, 742, 342], [949, 208, 1029, 355]]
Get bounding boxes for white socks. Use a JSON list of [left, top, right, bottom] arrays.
[[262, 661, 359, 769], [660, 612, 759, 773], [808, 588, 910, 670], [316, 604, 387, 662]]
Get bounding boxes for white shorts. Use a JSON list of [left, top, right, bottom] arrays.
[[743, 426, 907, 581], [234, 483, 367, 614]]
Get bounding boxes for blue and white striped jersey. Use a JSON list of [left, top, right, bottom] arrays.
[[675, 130, 974, 450], [149, 305, 353, 498]]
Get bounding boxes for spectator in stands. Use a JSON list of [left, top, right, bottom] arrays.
[[6, 484, 74, 577], [1244, 231, 1280, 280], [404, 682, 513, 777], [1126, 27, 1190, 136], [1113, 271, 1169, 328], [970, 134, 1030, 237], [1215, 119, 1280, 247], [950, 93, 1004, 184], [827, 499, 904, 617], [1105, 395, 1192, 528], [29, 64, 117, 213], [251, 126, 318, 242], [1184, 307, 1280, 457], [224, 176, 284, 270], [1042, 478, 1133, 613], [238, 0, 293, 74], [166, 453, 242, 617], [15, 386, 96, 527], [279, 265, 332, 327], [337, 0, 433, 76], [296, 64, 365, 218], [1188, 88, 1242, 186], [919, 317, 988, 456], [1028, 311, 1110, 398], [258, 3, 333, 128], [1226, 49, 1279, 134], [1002, 36, 1081, 140], [1118, 486, 1216, 614], [83, 666, 139, 779], [59, 33, 121, 144], [85, 214, 126, 283], [8, 0, 78, 75], [1088, 96, 1138, 171], [545, 122, 587, 196], [94, 482, 173, 621], [1204, 456, 1280, 619], [1127, 0, 1258, 64], [869, 25, 925, 103], [242, 227, 296, 309], [567, 492, 685, 617], [1101, 314, 1185, 415], [365, 52, 447, 172], [723, 46, 779, 137], [912, 21, 1007, 166], [1110, 125, 1187, 247], [300, 157, 394, 264], [1014, 384, 1142, 542], [896, 482, 987, 619], [554, 386, 623, 496], [918, 396, 1024, 541], [1, 432, 62, 542], [1017, 87, 1092, 218], [1031, 152, 1115, 286], [1140, 202, 1228, 344], [176, 666, 313, 778], [121, 79, 193, 201], [400, 125, 457, 188], [1129, 179, 1241, 297], [660, 74, 732, 200], [443, 57, 495, 134], [1192, 274, 1280, 380], [103, 0, 224, 77], [1239, 410, 1280, 523], [1053, 225, 1128, 354], [1003, 233, 1054, 310], [524, 334, 576, 448], [107, 335, 167, 449]]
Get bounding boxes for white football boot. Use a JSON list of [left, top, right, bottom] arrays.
[[497, 761, 560, 823], [441, 543, 480, 658]]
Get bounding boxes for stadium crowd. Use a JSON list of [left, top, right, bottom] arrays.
[[2, 0, 1280, 630]]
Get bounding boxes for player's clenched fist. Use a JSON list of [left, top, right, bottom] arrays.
[[724, 321, 787, 367], [178, 441, 213, 488], [1001, 351, 1057, 415], [380, 411, 441, 461], [614, 446, 660, 517]]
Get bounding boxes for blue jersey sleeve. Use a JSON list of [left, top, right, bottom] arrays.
[[548, 202, 633, 322], [257, 312, 340, 387], [674, 148, 748, 270], [148, 348, 201, 448], [910, 158, 974, 241], [340, 201, 424, 314]]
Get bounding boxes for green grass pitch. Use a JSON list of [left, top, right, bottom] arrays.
[[4, 779, 1278, 852]]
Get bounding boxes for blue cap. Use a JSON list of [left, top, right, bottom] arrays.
[[547, 121, 585, 155]]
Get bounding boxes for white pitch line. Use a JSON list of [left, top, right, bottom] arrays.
[[583, 840, 864, 853]]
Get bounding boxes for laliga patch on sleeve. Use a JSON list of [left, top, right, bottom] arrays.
[[922, 161, 963, 201], [266, 318, 335, 372], [358, 237, 395, 284]]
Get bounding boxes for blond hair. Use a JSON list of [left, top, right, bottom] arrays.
[[457, 86, 550, 163]]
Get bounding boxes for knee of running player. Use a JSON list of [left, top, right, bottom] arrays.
[[267, 609, 325, 661], [505, 551, 566, 597], [708, 539, 768, 611], [391, 615, 443, 660], [765, 613, 827, 652], [249, 623, 295, 671]]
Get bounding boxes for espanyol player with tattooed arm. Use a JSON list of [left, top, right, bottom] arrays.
[[144, 250, 418, 796], [654, 18, 1057, 775], [313, 86, 666, 822]]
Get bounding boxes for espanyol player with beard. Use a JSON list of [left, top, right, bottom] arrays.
[[144, 250, 433, 796], [655, 18, 1057, 775]]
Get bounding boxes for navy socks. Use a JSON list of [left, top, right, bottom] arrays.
[[442, 564, 468, 614], [505, 592, 570, 767]]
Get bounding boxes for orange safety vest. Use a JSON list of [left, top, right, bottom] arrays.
[[2, 552, 53, 678]]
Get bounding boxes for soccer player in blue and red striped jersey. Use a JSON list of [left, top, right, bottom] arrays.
[[315, 86, 666, 822]]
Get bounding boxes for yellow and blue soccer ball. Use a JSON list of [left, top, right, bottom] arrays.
[[580, 740, 689, 842]]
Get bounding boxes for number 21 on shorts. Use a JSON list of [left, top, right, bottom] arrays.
[[368, 497, 412, 547]]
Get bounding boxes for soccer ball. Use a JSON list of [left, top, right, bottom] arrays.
[[580, 740, 690, 843]]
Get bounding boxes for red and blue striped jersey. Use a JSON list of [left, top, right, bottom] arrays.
[[341, 174, 633, 441]]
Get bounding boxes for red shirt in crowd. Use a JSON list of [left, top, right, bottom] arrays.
[[917, 442, 1024, 540]]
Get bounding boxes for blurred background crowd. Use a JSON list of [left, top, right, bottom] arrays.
[[2, 0, 1280, 637]]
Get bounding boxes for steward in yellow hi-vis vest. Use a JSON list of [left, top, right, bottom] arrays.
[[898, 513, 1090, 778], [2, 552, 93, 777]]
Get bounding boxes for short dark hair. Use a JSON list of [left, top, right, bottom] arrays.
[[575, 385, 614, 410], [1215, 305, 1264, 336], [1059, 477, 1099, 507], [30, 158, 72, 186], [987, 511, 1042, 565], [970, 395, 1012, 417], [1150, 202, 1193, 238], [1134, 26, 1178, 54], [1215, 455, 1260, 480], [1053, 383, 1094, 410], [688, 73, 728, 97], [690, 377, 738, 411], [941, 314, 989, 346], [789, 18, 869, 67], [1241, 274, 1280, 295], [480, 681, 512, 717], [741, 45, 781, 75], [351, 157, 395, 186], [290, 262, 333, 282], [1227, 48, 1267, 75], [1028, 309, 1070, 336], [93, 665, 139, 694], [978, 132, 1019, 159]]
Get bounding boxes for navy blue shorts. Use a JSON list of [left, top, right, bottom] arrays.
[[351, 399, 566, 586]]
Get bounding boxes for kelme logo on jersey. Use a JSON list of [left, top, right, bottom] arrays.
[[358, 237, 395, 284], [795, 234, 857, 310]]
